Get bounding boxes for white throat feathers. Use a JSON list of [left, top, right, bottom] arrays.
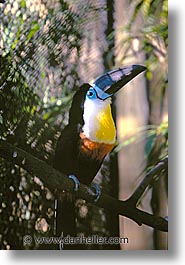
[[82, 97, 116, 144]]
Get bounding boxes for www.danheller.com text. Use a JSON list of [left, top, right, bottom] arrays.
[[23, 234, 129, 246]]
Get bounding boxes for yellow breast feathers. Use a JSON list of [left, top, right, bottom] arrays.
[[95, 104, 116, 143], [82, 97, 116, 144]]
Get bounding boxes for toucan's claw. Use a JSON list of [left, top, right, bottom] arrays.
[[68, 175, 80, 192], [89, 183, 101, 203]]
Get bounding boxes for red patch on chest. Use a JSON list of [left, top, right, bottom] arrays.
[[79, 133, 114, 161]]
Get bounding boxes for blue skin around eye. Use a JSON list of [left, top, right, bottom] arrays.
[[87, 85, 112, 100], [86, 88, 97, 100]]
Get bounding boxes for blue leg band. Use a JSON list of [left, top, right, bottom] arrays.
[[68, 175, 80, 191], [89, 183, 101, 203]]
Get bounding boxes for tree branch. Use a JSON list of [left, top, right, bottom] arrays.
[[126, 157, 168, 206], [0, 140, 168, 232]]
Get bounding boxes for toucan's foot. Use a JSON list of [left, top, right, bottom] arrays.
[[54, 175, 80, 202], [88, 183, 101, 203], [68, 175, 80, 192]]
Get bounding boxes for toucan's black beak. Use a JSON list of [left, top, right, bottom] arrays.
[[92, 64, 146, 100]]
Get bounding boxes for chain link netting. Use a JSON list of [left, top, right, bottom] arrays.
[[0, 0, 116, 249]]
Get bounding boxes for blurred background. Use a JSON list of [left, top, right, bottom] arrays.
[[0, 0, 168, 250]]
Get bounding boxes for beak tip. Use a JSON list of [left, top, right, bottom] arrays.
[[133, 64, 147, 73]]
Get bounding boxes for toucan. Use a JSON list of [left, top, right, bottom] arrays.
[[53, 64, 146, 249]]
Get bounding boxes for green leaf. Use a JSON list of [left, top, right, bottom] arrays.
[[20, 0, 26, 8], [27, 23, 40, 40], [145, 133, 157, 156]]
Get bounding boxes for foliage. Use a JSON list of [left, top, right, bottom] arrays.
[[0, 0, 83, 249], [116, 0, 168, 227], [127, 0, 168, 75], [116, 0, 168, 162], [134, 0, 168, 161]]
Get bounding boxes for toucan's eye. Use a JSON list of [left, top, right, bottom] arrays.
[[87, 89, 96, 99], [87, 91, 93, 97]]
